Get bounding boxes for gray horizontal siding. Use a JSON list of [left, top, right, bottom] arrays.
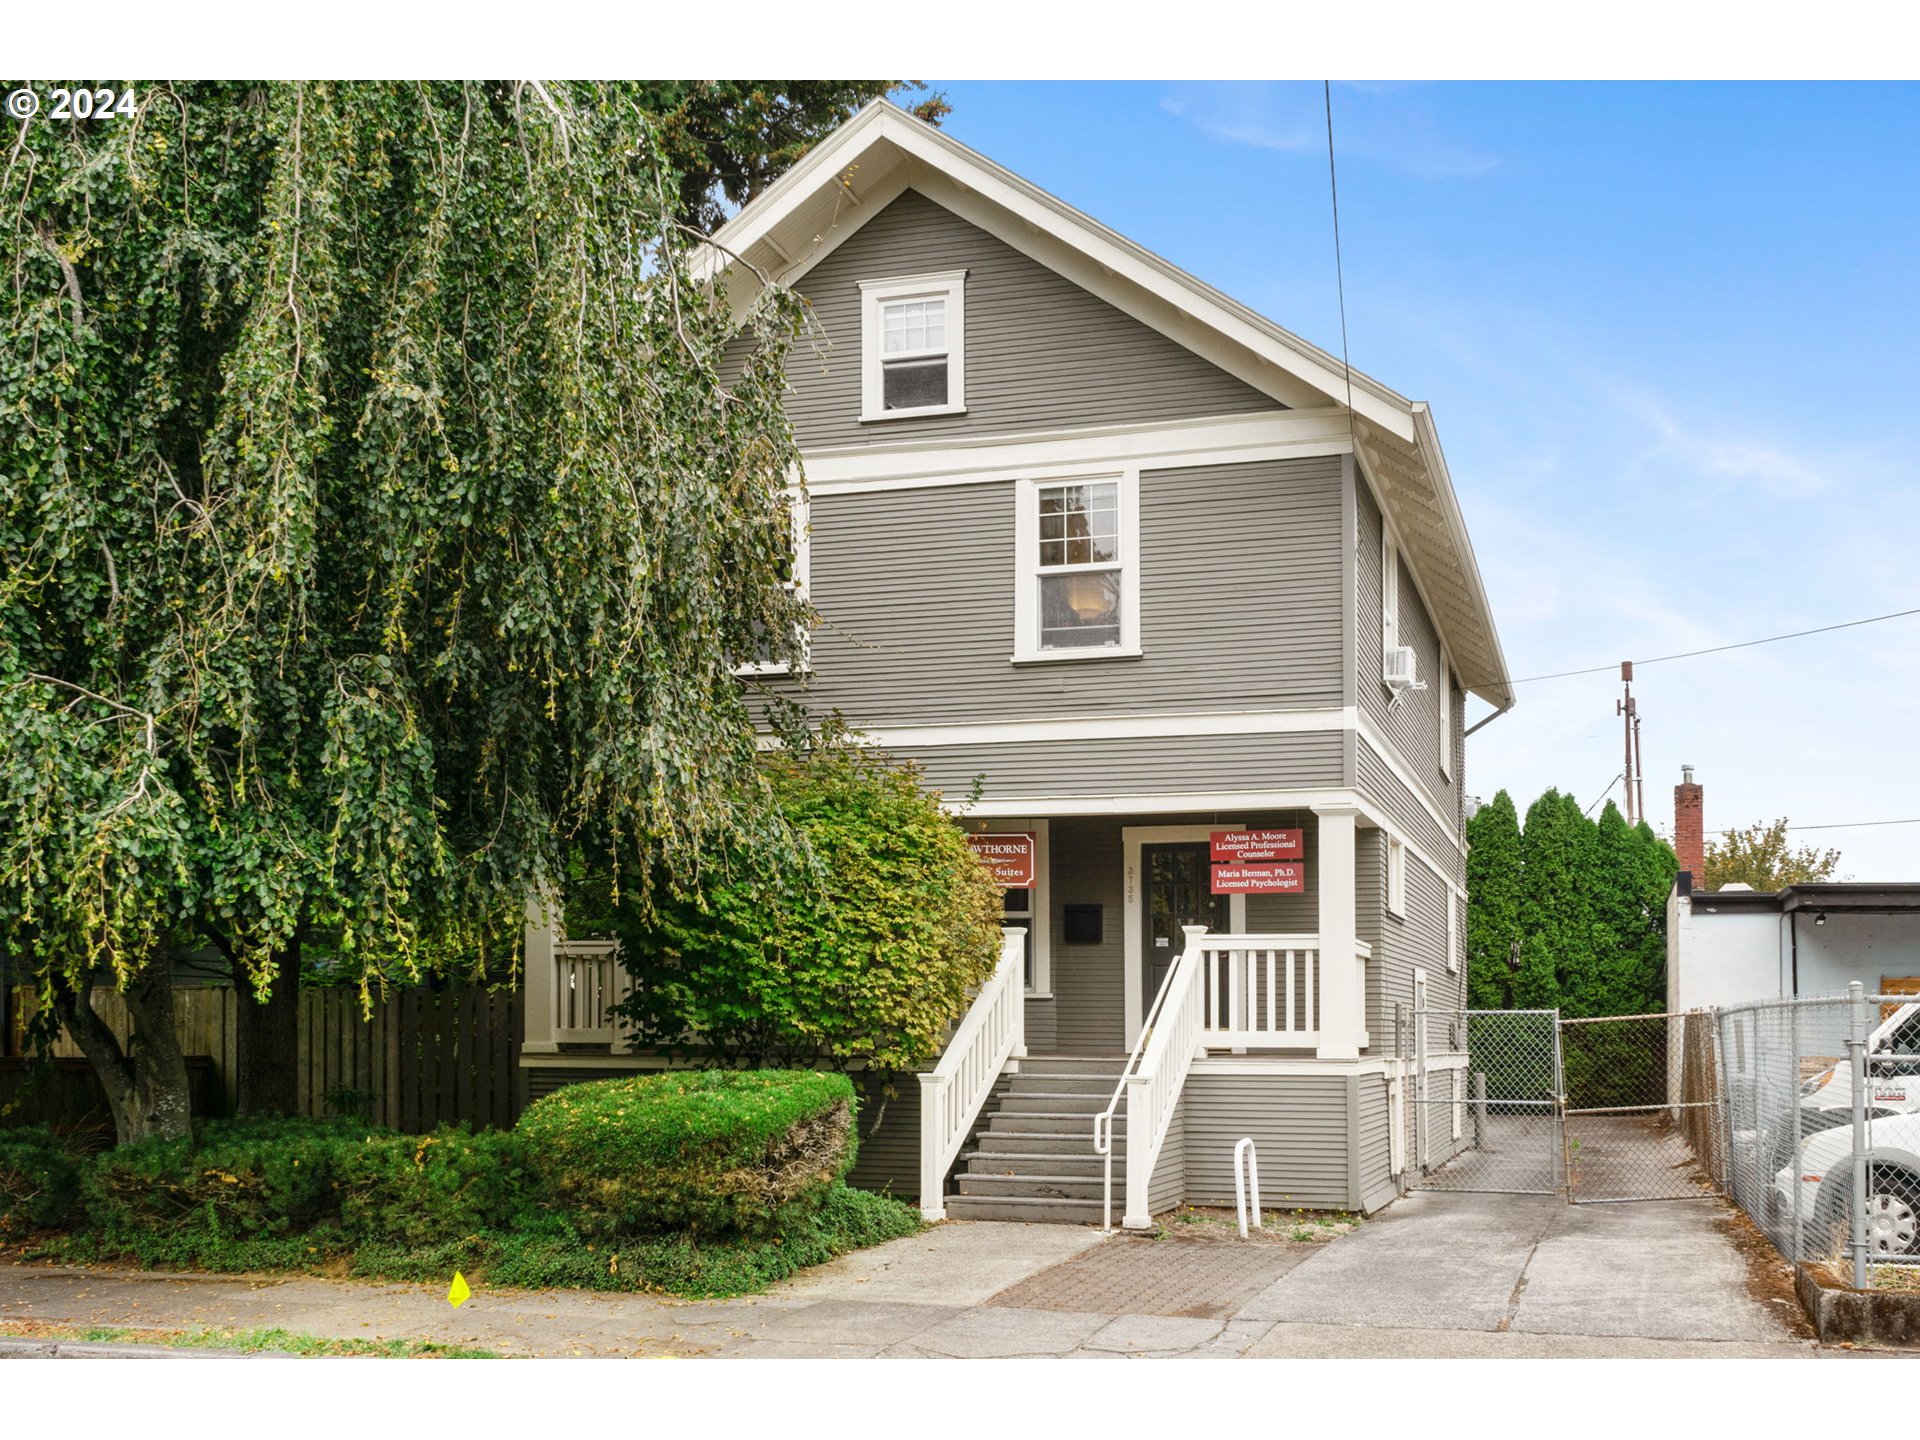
[[1357, 737, 1457, 880], [1149, 1103, 1186, 1214], [1371, 836, 1460, 1058], [775, 455, 1346, 732], [849, 1071, 922, 1196], [775, 188, 1279, 450], [1023, 996, 1058, 1053], [1050, 817, 1125, 1053], [1355, 480, 1464, 836], [1180, 1072, 1352, 1209], [899, 730, 1345, 805], [1357, 1073, 1394, 1211]]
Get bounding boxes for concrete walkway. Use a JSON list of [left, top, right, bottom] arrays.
[[0, 1193, 1853, 1358]]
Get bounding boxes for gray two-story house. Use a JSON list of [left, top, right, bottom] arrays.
[[520, 103, 1513, 1229]]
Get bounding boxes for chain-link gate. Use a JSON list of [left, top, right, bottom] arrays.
[[1406, 1008, 1563, 1195], [1559, 1011, 1725, 1203]]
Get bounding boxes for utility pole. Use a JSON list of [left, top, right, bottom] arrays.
[[1616, 661, 1643, 826]]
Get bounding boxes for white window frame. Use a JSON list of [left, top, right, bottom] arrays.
[[1011, 469, 1142, 664], [1387, 833, 1407, 919], [1438, 649, 1454, 780], [731, 487, 811, 677], [859, 270, 967, 423], [1381, 532, 1400, 653], [1446, 888, 1459, 973], [971, 818, 1051, 997]]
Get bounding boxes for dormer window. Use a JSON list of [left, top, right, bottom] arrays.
[[860, 271, 966, 422]]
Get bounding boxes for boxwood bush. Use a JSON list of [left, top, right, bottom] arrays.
[[517, 1070, 856, 1238]]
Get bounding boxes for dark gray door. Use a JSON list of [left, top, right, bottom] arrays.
[[1141, 843, 1230, 1018]]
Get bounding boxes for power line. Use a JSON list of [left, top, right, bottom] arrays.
[[1498, 604, 1920, 687], [1323, 82, 1357, 443], [1787, 817, 1920, 832]]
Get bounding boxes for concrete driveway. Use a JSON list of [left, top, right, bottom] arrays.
[[0, 1193, 1846, 1358]]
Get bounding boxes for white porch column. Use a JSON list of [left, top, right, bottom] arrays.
[[1312, 804, 1361, 1060], [522, 893, 559, 1055]]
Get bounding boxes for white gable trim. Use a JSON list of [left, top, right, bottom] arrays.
[[700, 104, 1417, 442]]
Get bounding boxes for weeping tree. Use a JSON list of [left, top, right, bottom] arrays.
[[0, 81, 808, 1143]]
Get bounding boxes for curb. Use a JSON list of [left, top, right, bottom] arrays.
[[1794, 1264, 1920, 1348], [0, 1337, 285, 1360]]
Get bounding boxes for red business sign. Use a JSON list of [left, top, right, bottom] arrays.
[[1210, 829, 1304, 863], [1210, 862, 1305, 895], [968, 833, 1036, 888]]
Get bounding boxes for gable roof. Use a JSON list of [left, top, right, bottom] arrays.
[[697, 102, 1513, 711]]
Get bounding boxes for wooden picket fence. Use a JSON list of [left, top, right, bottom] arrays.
[[6, 985, 526, 1133]]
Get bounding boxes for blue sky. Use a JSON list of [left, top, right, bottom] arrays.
[[924, 80, 1920, 877]]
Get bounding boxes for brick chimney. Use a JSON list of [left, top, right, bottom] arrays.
[[1674, 764, 1704, 889]]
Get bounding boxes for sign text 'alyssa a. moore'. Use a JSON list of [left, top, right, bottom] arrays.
[[1210, 829, 1304, 863], [967, 833, 1036, 888], [1209, 862, 1306, 895]]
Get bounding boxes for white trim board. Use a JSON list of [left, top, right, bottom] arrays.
[[830, 707, 1355, 751], [1122, 823, 1247, 1049], [800, 409, 1352, 492]]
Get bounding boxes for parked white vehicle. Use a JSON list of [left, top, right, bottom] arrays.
[[1770, 1113, 1920, 1257], [1770, 1004, 1920, 1257], [1797, 1003, 1920, 1119]]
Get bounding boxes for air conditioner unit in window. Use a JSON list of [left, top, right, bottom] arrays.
[[1384, 644, 1427, 694]]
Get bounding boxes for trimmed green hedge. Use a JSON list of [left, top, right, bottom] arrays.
[[77, 1118, 536, 1252], [516, 1070, 856, 1238]]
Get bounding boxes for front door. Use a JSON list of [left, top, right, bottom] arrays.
[[1141, 843, 1230, 1019]]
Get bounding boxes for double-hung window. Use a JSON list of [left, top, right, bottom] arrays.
[[859, 271, 966, 421], [731, 488, 810, 676], [1012, 471, 1141, 662], [1387, 834, 1407, 918]]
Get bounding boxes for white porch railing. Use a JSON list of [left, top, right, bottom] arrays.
[[551, 939, 623, 1046], [1098, 924, 1210, 1230], [918, 929, 1028, 1221], [1098, 926, 1374, 1229], [1195, 933, 1372, 1051]]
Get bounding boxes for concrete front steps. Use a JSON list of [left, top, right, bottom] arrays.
[[942, 1056, 1129, 1225]]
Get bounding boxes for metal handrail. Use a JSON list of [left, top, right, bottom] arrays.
[[1093, 926, 1205, 1232]]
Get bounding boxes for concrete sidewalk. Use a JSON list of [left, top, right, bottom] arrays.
[[0, 1194, 1850, 1358]]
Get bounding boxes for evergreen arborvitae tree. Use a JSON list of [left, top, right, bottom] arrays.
[[1514, 790, 1597, 1013], [1592, 803, 1658, 1016], [1465, 790, 1523, 1010]]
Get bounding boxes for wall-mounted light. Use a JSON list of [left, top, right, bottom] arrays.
[[1814, 911, 1827, 926]]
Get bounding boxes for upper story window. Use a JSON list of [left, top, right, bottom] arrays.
[[1387, 834, 1407, 918], [1011, 471, 1141, 664], [859, 271, 966, 422], [1381, 533, 1400, 651], [1438, 655, 1453, 780], [732, 489, 811, 677]]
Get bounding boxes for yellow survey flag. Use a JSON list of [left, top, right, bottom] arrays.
[[448, 1271, 472, 1308]]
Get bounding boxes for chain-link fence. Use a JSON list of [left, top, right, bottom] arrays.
[[1407, 1008, 1563, 1195], [1719, 986, 1920, 1286], [1560, 1011, 1724, 1203]]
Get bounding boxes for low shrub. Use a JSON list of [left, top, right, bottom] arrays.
[[349, 1186, 922, 1299], [0, 1128, 84, 1235], [80, 1117, 371, 1245], [516, 1070, 856, 1238], [335, 1127, 536, 1246]]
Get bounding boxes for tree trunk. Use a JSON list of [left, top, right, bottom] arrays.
[[232, 938, 301, 1117], [57, 952, 193, 1145]]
